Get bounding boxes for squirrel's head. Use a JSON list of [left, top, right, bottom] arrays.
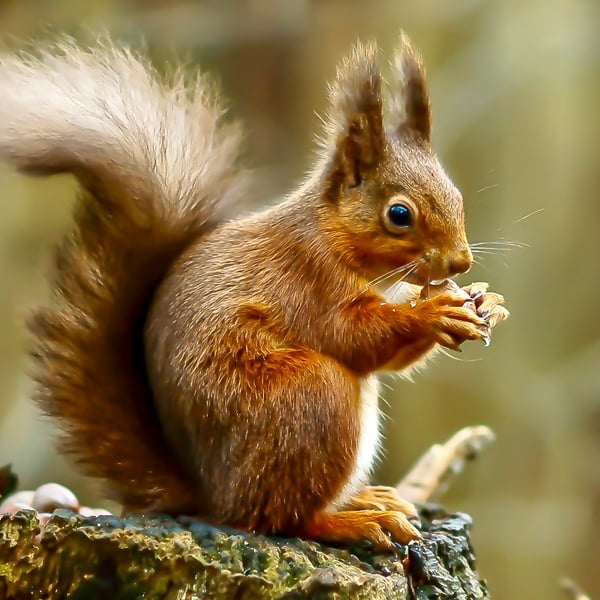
[[317, 33, 472, 285]]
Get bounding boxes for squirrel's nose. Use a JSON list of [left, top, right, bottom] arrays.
[[446, 247, 472, 276]]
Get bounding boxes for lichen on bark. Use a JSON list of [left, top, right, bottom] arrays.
[[0, 505, 489, 599]]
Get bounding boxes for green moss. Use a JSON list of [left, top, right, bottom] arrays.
[[0, 507, 490, 599]]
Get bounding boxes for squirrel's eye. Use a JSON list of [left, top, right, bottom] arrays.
[[386, 203, 413, 230]]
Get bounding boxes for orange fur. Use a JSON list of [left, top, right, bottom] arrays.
[[0, 34, 507, 549]]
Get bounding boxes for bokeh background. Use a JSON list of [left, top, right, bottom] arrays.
[[0, 0, 598, 597]]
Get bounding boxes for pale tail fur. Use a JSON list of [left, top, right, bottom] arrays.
[[0, 39, 244, 220], [0, 39, 246, 511]]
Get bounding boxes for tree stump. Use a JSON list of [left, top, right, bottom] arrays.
[[0, 505, 489, 599]]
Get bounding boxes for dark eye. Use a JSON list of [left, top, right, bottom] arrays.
[[387, 203, 413, 229]]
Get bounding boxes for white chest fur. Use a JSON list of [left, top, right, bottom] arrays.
[[329, 374, 381, 510]]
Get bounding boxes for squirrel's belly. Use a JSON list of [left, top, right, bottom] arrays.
[[328, 374, 381, 510]]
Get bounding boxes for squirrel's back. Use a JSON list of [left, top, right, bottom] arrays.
[[0, 39, 246, 511]]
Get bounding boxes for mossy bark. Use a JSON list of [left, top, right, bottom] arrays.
[[0, 506, 489, 599]]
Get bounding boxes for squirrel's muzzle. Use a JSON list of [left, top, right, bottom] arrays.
[[424, 245, 473, 281], [444, 246, 473, 277]]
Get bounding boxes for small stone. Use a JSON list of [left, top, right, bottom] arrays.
[[37, 512, 52, 529], [4, 502, 36, 515], [32, 483, 79, 513], [0, 490, 35, 513], [79, 506, 112, 517]]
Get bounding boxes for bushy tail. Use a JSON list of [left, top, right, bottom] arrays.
[[0, 39, 246, 511]]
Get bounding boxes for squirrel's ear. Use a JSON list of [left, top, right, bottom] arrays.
[[388, 33, 431, 144], [324, 41, 384, 192]]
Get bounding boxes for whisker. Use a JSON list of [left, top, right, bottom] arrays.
[[469, 239, 529, 264], [471, 247, 520, 253], [383, 262, 421, 298], [470, 249, 512, 258], [471, 246, 512, 254], [496, 240, 529, 248], [511, 208, 545, 225], [470, 247, 512, 253], [369, 261, 419, 287], [470, 240, 529, 249], [352, 260, 420, 301], [476, 183, 500, 194], [426, 263, 432, 298], [499, 241, 530, 249]]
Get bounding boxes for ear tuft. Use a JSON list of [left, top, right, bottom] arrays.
[[388, 32, 431, 144], [323, 41, 384, 194]]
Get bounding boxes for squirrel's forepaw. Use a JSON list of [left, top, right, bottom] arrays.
[[412, 290, 489, 350], [462, 281, 510, 332], [414, 279, 508, 349]]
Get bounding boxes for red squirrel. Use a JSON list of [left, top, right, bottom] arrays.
[[0, 34, 507, 552]]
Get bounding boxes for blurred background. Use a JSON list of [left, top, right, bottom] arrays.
[[0, 0, 597, 597]]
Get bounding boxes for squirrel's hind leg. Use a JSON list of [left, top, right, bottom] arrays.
[[224, 344, 421, 550], [203, 347, 361, 534]]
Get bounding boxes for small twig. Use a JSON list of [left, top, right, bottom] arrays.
[[395, 425, 496, 504], [560, 577, 592, 600]]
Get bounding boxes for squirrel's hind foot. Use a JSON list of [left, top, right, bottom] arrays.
[[342, 485, 418, 520], [302, 508, 421, 553]]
